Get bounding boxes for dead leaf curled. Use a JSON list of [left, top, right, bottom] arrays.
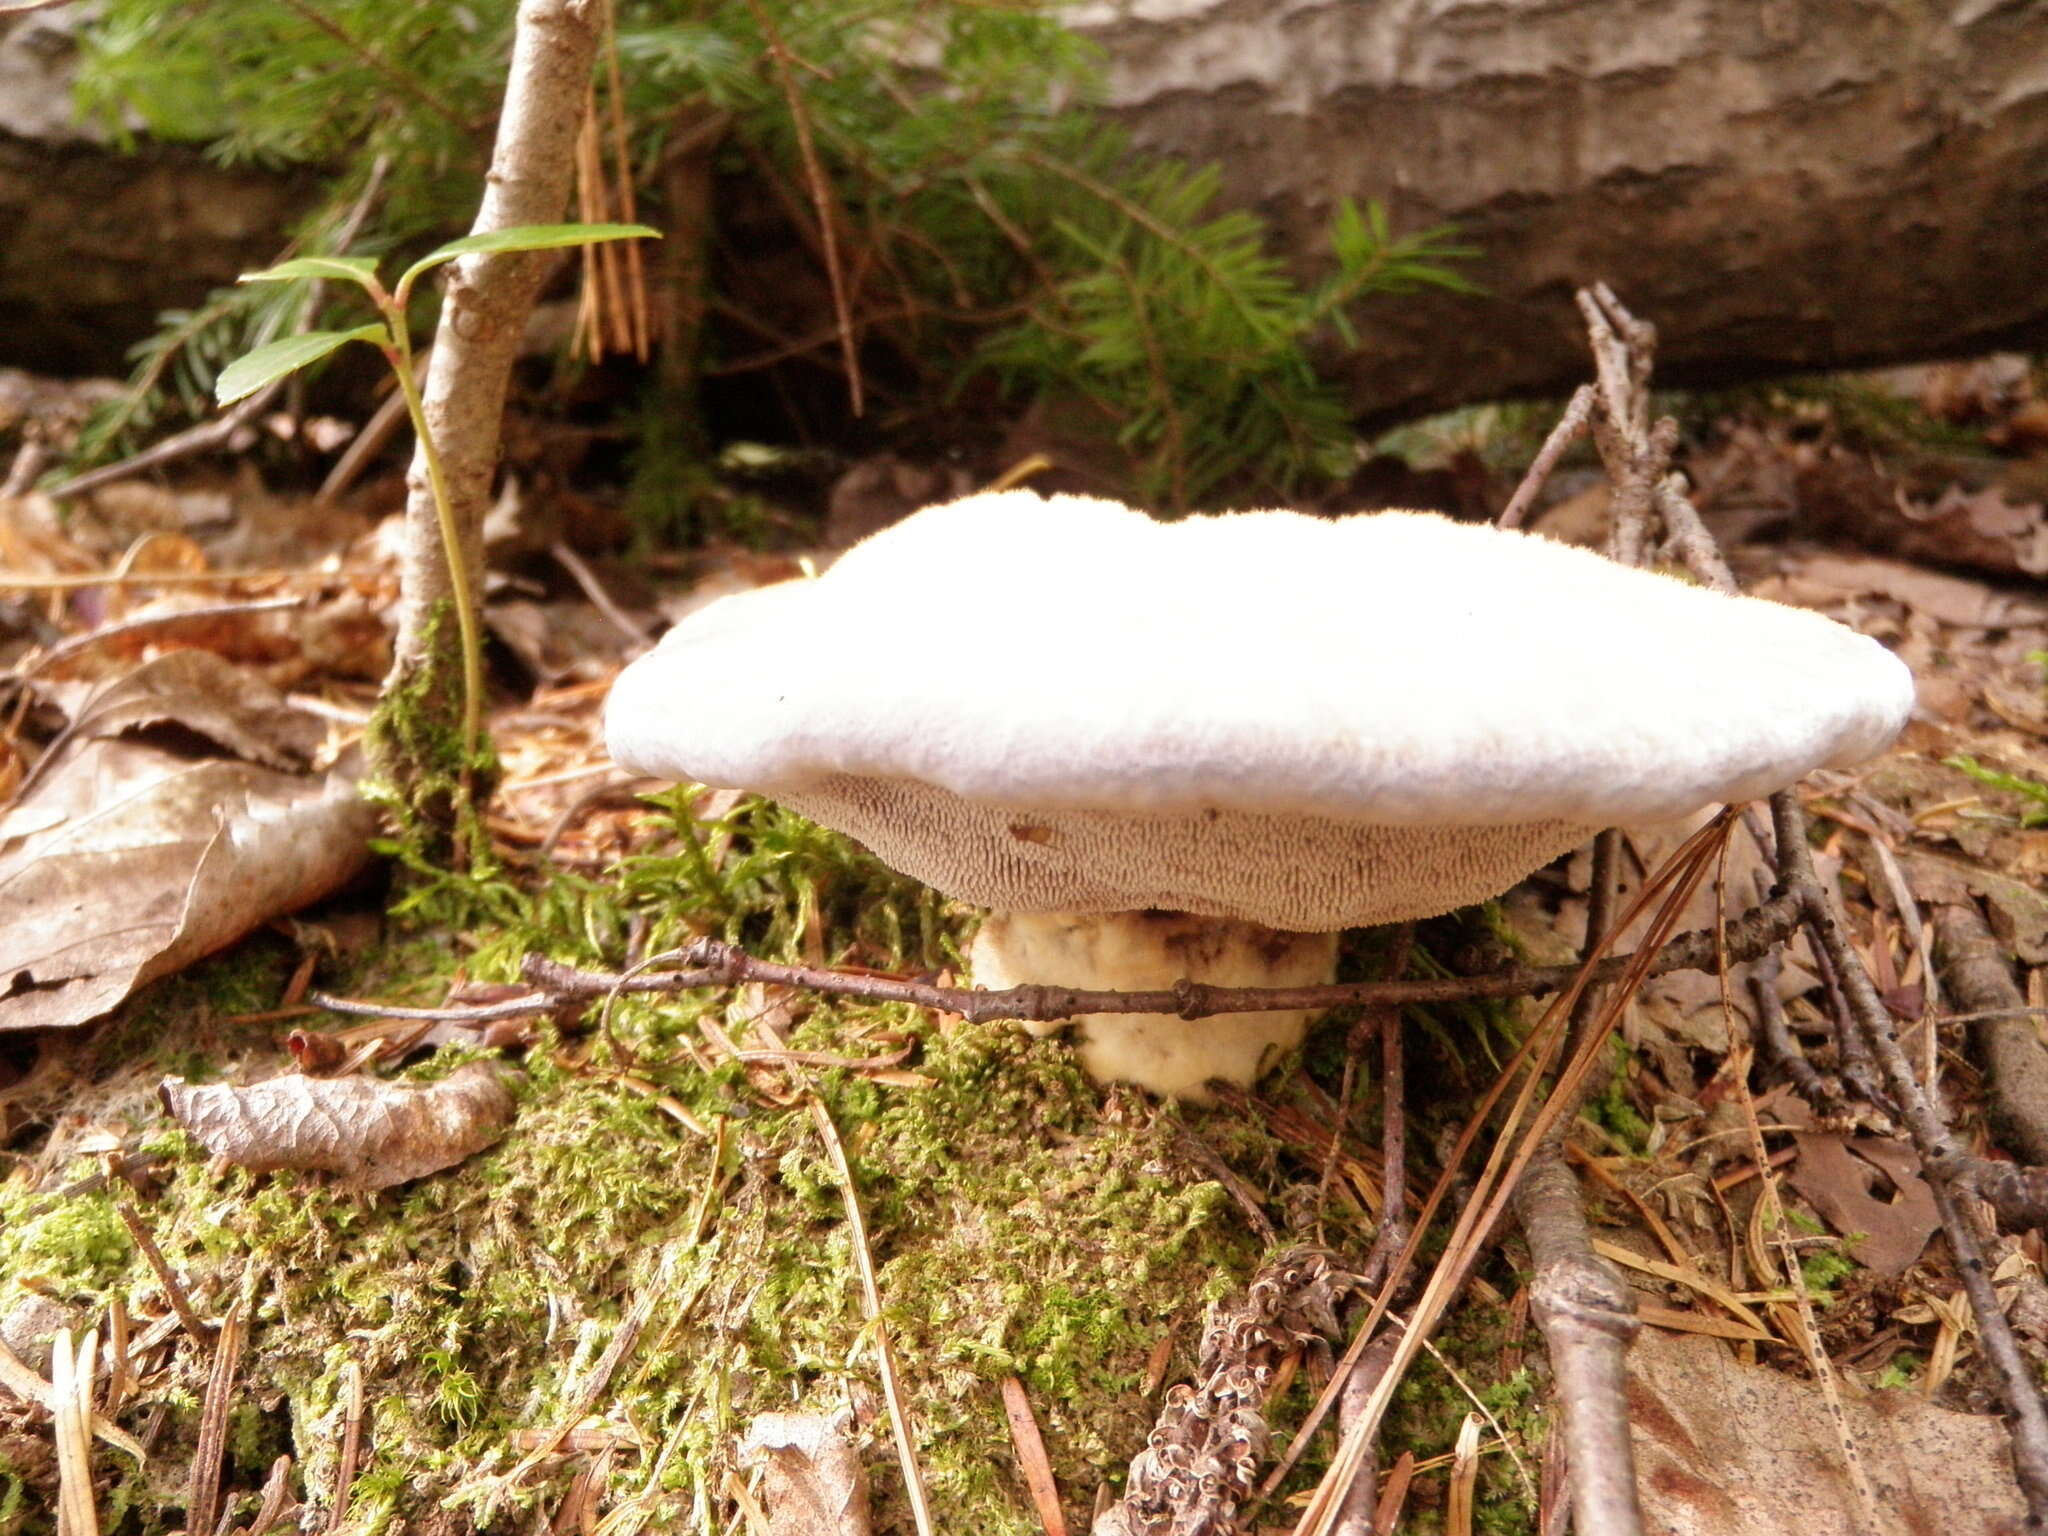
[[159, 1061, 518, 1190]]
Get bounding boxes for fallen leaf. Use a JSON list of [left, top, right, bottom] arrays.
[[735, 1409, 873, 1536], [824, 453, 972, 548], [1794, 446, 2048, 580], [1786, 1133, 1940, 1278], [486, 599, 643, 686], [1899, 849, 2048, 964], [1630, 1330, 2027, 1535], [1765, 551, 2048, 630], [0, 652, 379, 1030], [1910, 483, 2048, 577], [159, 1061, 517, 1190]]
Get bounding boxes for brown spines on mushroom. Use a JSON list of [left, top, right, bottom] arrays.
[[780, 774, 1600, 931]]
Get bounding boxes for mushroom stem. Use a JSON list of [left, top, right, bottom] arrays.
[[968, 910, 1341, 1101]]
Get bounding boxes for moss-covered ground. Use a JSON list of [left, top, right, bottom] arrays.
[[0, 797, 1543, 1535]]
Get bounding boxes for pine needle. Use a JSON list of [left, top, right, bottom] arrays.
[[809, 1094, 934, 1536], [52, 1328, 99, 1536]]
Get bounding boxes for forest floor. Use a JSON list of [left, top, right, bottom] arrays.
[[1, 356, 2046, 1534]]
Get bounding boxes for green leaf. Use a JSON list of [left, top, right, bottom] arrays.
[[399, 222, 660, 289], [237, 255, 384, 288], [213, 323, 388, 405]]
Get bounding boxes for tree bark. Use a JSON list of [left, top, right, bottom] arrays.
[[375, 0, 601, 823], [1070, 0, 2048, 424]]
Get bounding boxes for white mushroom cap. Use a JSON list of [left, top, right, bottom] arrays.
[[606, 492, 1915, 930]]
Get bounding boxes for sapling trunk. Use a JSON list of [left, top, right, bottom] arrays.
[[372, 0, 605, 859]]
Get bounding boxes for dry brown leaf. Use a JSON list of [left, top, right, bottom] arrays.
[[1899, 849, 2048, 965], [1764, 551, 2048, 630], [486, 599, 642, 687], [1526, 814, 1823, 1070], [0, 651, 378, 1031], [1630, 1330, 2027, 1536], [1909, 484, 2048, 577], [1792, 443, 2048, 580], [735, 1409, 873, 1536], [159, 1061, 517, 1190], [1785, 1133, 1940, 1278]]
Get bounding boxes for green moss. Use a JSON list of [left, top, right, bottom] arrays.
[[1586, 1037, 1653, 1150], [1383, 1289, 1544, 1536], [363, 602, 504, 885], [0, 1188, 132, 1295], [1800, 1241, 1861, 1300], [0, 800, 1525, 1532]]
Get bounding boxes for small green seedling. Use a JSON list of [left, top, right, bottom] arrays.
[[216, 222, 658, 770], [1945, 753, 2048, 829]]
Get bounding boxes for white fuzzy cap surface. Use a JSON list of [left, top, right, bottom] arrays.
[[607, 492, 1916, 828]]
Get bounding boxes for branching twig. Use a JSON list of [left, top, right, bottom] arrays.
[[1769, 792, 2048, 1520], [1498, 385, 1595, 529], [1935, 901, 2048, 1167], [1514, 824, 1643, 1536], [490, 903, 1802, 1029], [1496, 289, 1695, 1536], [1513, 282, 2048, 1531]]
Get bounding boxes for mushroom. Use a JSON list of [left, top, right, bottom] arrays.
[[605, 491, 1915, 1099]]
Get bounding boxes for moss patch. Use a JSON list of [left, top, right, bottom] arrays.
[[0, 796, 1557, 1534]]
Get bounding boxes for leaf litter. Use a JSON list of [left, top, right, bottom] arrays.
[[0, 649, 379, 1031], [159, 1060, 517, 1190], [3, 358, 2048, 1530]]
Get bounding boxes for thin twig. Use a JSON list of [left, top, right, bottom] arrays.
[[1498, 385, 1595, 529], [1746, 948, 1843, 1114], [1772, 790, 2048, 1520], [1364, 974, 1409, 1284], [115, 1201, 213, 1346], [1319, 925, 1411, 1231], [1331, 1327, 1403, 1536], [1650, 477, 1736, 592], [809, 1095, 935, 1536], [13, 596, 305, 680], [0, 566, 312, 592], [46, 391, 282, 503], [549, 540, 651, 647], [315, 356, 419, 506], [498, 900, 1802, 1029]]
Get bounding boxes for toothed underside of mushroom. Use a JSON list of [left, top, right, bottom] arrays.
[[781, 774, 1600, 931], [970, 911, 1341, 1100]]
